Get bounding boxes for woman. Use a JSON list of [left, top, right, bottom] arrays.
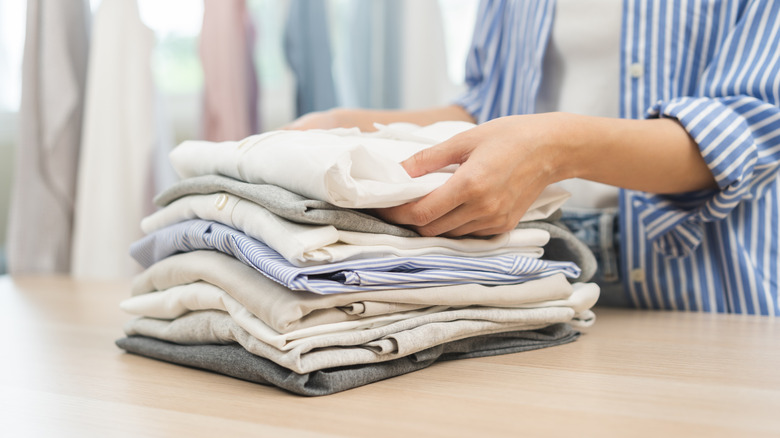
[[288, 0, 780, 315]]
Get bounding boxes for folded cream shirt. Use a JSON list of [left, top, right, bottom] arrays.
[[121, 279, 598, 350], [140, 192, 551, 266], [124, 306, 577, 374], [169, 121, 571, 209], [131, 250, 581, 333]]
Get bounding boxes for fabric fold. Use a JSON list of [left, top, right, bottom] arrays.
[[129, 220, 581, 294], [131, 250, 579, 333], [140, 192, 550, 266], [116, 323, 579, 396], [153, 174, 419, 237], [123, 305, 579, 374], [168, 122, 571, 210], [120, 280, 599, 350]]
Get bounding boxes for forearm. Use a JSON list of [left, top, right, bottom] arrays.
[[378, 111, 718, 237], [326, 105, 476, 131], [556, 113, 718, 194]]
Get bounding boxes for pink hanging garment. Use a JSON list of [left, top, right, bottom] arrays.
[[200, 0, 259, 141]]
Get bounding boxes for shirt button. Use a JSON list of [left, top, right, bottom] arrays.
[[630, 268, 645, 282], [214, 194, 229, 210], [629, 63, 644, 78]]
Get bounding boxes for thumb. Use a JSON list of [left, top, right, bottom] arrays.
[[401, 137, 472, 178]]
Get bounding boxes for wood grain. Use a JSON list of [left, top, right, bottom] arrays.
[[1, 276, 778, 437]]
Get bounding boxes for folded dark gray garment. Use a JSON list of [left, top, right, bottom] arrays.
[[153, 175, 419, 237], [116, 323, 579, 396]]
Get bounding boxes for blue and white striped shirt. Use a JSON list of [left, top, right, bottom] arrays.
[[130, 220, 580, 294], [455, 0, 780, 315]]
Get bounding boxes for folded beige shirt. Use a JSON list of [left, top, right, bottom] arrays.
[[122, 279, 599, 349], [131, 250, 581, 333], [124, 306, 578, 374]]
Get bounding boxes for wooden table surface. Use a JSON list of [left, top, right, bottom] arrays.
[[1, 275, 778, 437]]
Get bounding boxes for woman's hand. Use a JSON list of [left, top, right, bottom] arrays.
[[283, 105, 477, 132], [376, 113, 573, 237], [283, 108, 373, 131], [376, 112, 717, 237]]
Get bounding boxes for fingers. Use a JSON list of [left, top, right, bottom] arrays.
[[377, 115, 561, 238], [376, 173, 513, 237], [379, 153, 489, 234], [418, 201, 519, 237], [377, 167, 535, 237], [377, 176, 467, 230], [377, 135, 475, 227], [401, 134, 473, 178], [381, 197, 521, 238]]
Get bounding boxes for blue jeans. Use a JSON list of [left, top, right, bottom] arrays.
[[559, 208, 628, 307]]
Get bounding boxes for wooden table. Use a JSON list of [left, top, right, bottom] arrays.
[[1, 275, 778, 437]]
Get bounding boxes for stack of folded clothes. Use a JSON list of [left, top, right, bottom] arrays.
[[116, 122, 600, 396]]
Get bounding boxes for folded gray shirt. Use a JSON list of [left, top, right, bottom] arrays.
[[153, 174, 418, 237], [115, 322, 579, 396]]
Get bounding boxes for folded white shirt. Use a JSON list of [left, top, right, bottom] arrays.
[[169, 121, 571, 210], [140, 192, 551, 266]]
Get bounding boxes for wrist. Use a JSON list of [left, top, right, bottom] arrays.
[[325, 108, 374, 131], [546, 112, 589, 182], [553, 112, 623, 183]]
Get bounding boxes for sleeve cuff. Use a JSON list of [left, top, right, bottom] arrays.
[[453, 85, 486, 124], [637, 96, 761, 256]]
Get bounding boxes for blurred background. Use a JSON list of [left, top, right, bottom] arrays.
[[0, 0, 478, 278]]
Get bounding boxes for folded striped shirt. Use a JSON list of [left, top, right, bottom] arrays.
[[130, 220, 581, 294]]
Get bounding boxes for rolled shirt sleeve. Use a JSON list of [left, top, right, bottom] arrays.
[[634, 0, 780, 257]]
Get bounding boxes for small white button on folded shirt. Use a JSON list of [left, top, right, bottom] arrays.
[[169, 121, 571, 210]]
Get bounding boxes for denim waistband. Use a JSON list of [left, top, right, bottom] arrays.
[[559, 207, 626, 306]]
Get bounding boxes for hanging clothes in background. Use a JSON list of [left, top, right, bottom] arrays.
[[5, 0, 90, 274], [150, 90, 179, 200], [334, 0, 401, 110], [200, 0, 259, 141], [70, 0, 156, 279], [399, 0, 456, 109], [284, 0, 337, 117]]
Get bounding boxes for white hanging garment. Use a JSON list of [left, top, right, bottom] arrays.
[[6, 0, 89, 274], [71, 0, 156, 279]]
